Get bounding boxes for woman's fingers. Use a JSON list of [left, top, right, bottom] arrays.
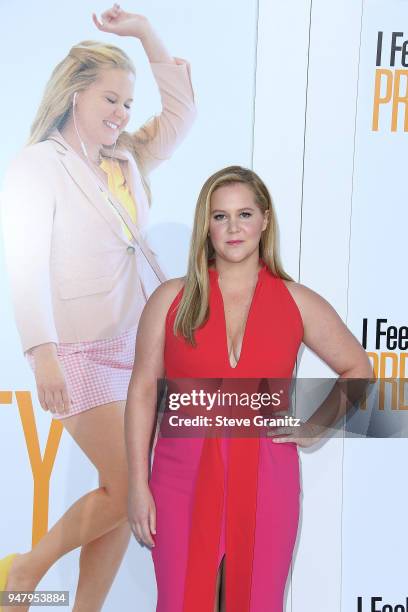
[[92, 12, 114, 31], [101, 7, 120, 22], [93, 4, 123, 30], [129, 519, 136, 537], [266, 420, 320, 448], [134, 521, 142, 539], [149, 505, 157, 536], [44, 389, 55, 414], [37, 387, 48, 412], [134, 521, 152, 547], [61, 386, 71, 413], [53, 389, 64, 415], [92, 13, 103, 30], [267, 425, 293, 437], [132, 522, 143, 544], [131, 516, 155, 547], [128, 490, 156, 547], [140, 517, 155, 547], [56, 387, 72, 415], [267, 424, 296, 443], [38, 386, 70, 415]]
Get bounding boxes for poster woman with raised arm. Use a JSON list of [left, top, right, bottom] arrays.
[[0, 4, 195, 610], [125, 166, 372, 611]]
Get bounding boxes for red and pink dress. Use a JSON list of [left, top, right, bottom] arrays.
[[150, 260, 303, 611]]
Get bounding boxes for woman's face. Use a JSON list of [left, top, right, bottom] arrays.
[[74, 68, 135, 147], [208, 183, 268, 264]]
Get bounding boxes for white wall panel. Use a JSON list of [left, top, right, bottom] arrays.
[[342, 1, 408, 608], [255, 1, 364, 610]]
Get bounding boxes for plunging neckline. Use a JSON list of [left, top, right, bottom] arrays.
[[209, 261, 266, 370]]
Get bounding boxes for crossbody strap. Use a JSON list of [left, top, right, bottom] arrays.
[[102, 186, 167, 284]]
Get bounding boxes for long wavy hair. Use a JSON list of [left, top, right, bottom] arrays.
[[28, 40, 156, 201], [174, 165, 292, 345]]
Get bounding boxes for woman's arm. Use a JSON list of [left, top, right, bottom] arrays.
[[1, 148, 58, 352], [125, 277, 183, 547], [1, 147, 71, 415], [288, 282, 372, 378], [270, 282, 373, 446], [93, 6, 175, 63], [93, 6, 197, 173]]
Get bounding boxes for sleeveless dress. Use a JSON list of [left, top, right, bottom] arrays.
[[150, 260, 304, 611]]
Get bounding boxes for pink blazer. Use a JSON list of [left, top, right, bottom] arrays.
[[1, 59, 196, 353]]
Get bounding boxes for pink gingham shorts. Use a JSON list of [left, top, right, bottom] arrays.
[[27, 327, 136, 420]]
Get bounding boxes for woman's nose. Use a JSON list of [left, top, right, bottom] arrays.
[[114, 105, 127, 120], [227, 217, 240, 232]]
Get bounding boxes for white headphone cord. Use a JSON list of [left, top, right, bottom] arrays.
[[69, 95, 164, 281], [72, 95, 89, 160], [73, 95, 118, 168]]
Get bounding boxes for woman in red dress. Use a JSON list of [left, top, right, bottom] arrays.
[[125, 166, 372, 611]]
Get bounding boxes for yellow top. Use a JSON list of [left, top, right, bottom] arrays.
[[99, 157, 137, 242]]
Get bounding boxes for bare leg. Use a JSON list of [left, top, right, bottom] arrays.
[[220, 560, 226, 612], [214, 557, 226, 612], [67, 403, 132, 612], [72, 521, 131, 612], [5, 401, 130, 612]]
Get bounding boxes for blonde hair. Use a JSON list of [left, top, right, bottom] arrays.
[[174, 165, 292, 345], [28, 40, 155, 200]]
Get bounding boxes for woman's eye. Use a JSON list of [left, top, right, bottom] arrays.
[[106, 97, 131, 110], [213, 214, 226, 221], [240, 211, 252, 218]]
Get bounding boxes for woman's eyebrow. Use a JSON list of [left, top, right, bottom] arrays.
[[211, 206, 256, 213], [103, 89, 133, 101]]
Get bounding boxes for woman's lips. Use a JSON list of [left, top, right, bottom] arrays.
[[226, 240, 243, 245]]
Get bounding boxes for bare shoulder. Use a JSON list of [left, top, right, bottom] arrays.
[[281, 280, 339, 322], [282, 280, 371, 377], [136, 277, 185, 341], [282, 280, 331, 306], [143, 277, 185, 318], [151, 277, 185, 301]]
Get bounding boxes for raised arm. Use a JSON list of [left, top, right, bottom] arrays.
[[93, 6, 197, 174], [125, 277, 183, 547]]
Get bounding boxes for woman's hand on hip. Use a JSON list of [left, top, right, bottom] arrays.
[[267, 419, 323, 448], [128, 482, 156, 548], [31, 343, 71, 416], [92, 4, 151, 39]]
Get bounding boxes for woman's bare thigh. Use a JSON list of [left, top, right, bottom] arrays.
[[61, 401, 128, 491]]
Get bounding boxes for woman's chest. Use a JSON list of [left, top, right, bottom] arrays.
[[165, 277, 303, 379]]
